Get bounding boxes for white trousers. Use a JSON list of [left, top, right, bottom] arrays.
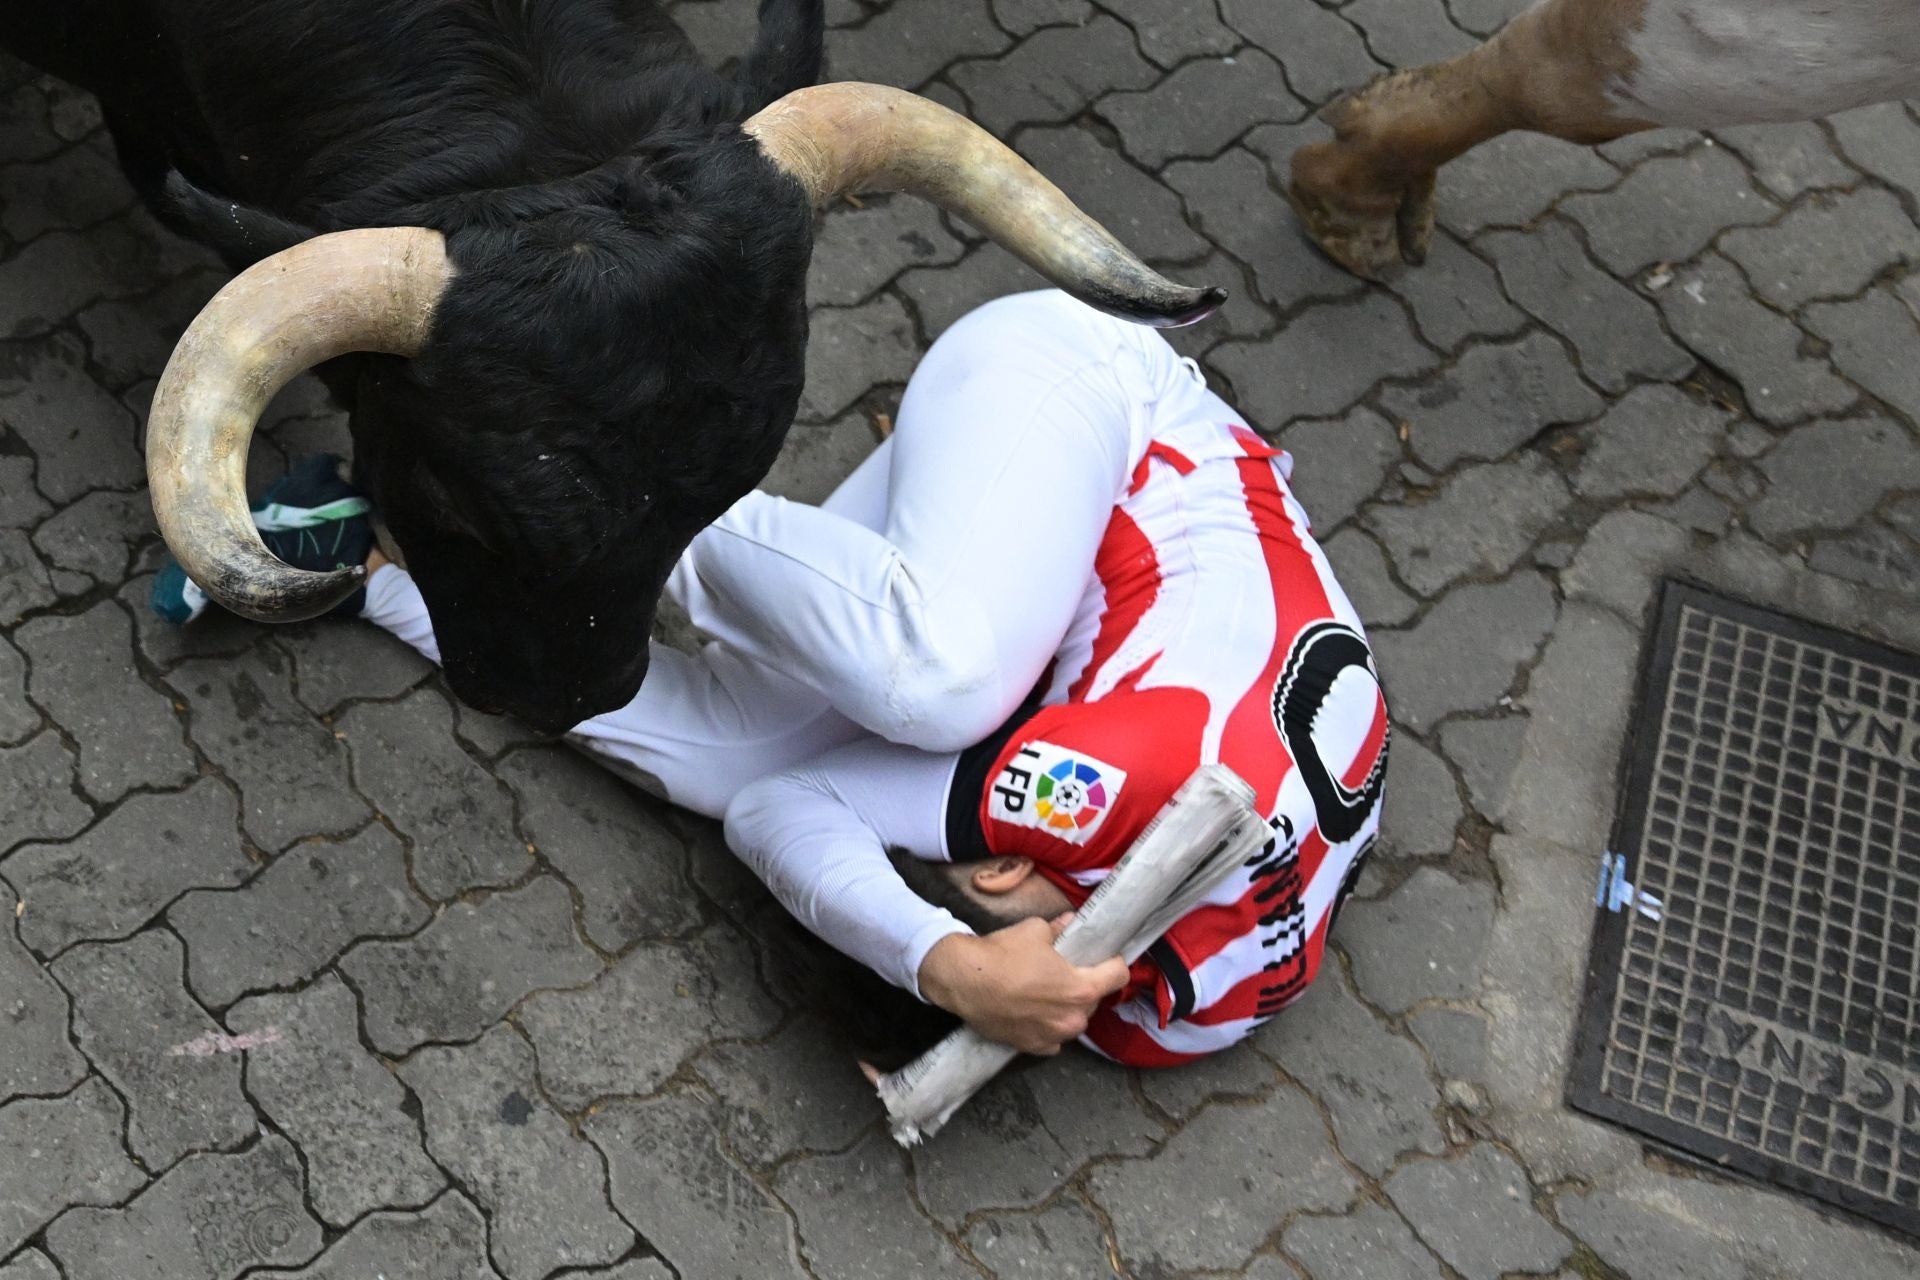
[[363, 290, 1230, 819]]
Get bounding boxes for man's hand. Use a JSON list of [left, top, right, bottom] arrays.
[[917, 914, 1129, 1056]]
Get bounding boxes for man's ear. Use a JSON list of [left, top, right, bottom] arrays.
[[970, 856, 1036, 896]]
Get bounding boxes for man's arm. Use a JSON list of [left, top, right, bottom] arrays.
[[722, 738, 1126, 1055]]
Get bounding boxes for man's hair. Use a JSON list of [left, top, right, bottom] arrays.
[[886, 848, 1021, 935]]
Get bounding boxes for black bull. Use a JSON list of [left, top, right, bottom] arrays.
[[0, 0, 1216, 733]]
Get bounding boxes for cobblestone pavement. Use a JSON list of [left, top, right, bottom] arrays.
[[4, 3, 1920, 1278]]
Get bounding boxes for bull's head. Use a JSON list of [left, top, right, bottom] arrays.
[[146, 85, 1223, 732]]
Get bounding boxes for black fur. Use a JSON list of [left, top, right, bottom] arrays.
[[1, 0, 824, 730]]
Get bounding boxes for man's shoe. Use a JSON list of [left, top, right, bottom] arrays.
[[151, 454, 374, 623]]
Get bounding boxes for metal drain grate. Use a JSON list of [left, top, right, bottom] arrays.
[[1568, 580, 1920, 1238]]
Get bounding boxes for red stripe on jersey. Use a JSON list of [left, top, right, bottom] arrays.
[[1084, 1007, 1201, 1068], [1067, 506, 1160, 702], [1216, 452, 1337, 813], [1126, 441, 1199, 495]]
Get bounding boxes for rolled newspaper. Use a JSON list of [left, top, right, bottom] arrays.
[[875, 763, 1268, 1145]]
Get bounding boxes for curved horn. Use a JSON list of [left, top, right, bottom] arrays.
[[147, 227, 453, 621], [744, 83, 1225, 327]]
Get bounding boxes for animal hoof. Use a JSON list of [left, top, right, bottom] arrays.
[[1396, 172, 1437, 267], [1285, 180, 1400, 282]]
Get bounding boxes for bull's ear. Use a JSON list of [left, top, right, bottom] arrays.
[[734, 0, 825, 111], [152, 170, 322, 270]]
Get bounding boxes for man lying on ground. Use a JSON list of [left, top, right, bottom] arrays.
[[161, 290, 1391, 1064]]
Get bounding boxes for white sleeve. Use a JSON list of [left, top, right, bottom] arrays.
[[722, 737, 972, 999]]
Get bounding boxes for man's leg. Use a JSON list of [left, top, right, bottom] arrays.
[[671, 290, 1218, 752]]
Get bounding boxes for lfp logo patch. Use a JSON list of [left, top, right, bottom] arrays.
[[989, 741, 1127, 845]]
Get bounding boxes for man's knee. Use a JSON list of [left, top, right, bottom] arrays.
[[873, 649, 1010, 753]]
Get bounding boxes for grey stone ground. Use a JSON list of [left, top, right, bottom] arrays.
[[3, 2, 1920, 1277]]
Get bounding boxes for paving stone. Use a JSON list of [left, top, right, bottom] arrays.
[[223, 975, 441, 1227], [556, 1264, 672, 1280], [1560, 145, 1774, 275], [1596, 125, 1698, 166], [1212, 293, 1435, 424], [1165, 145, 1367, 311], [0, 1251, 59, 1280], [0, 335, 141, 502], [172, 646, 369, 852], [1344, 0, 1479, 65], [0, 1079, 145, 1256], [1438, 0, 1535, 33], [1381, 332, 1602, 471], [761, 411, 880, 505], [1019, 124, 1210, 262], [1556, 1176, 1920, 1280], [1218, 0, 1380, 105], [1720, 187, 1920, 308], [1750, 415, 1920, 540], [965, 1201, 1115, 1280], [899, 241, 1052, 335], [1571, 384, 1731, 500], [337, 690, 530, 900], [1378, 732, 1461, 858], [0, 232, 137, 340], [1436, 132, 1620, 237], [1089, 1084, 1357, 1273], [5, 779, 251, 956], [517, 925, 780, 1110], [827, 0, 1010, 90], [1099, 50, 1298, 168], [1407, 1005, 1491, 1083], [118, 572, 262, 669], [401, 1025, 632, 1280], [588, 1092, 804, 1280], [0, 456, 52, 529], [1561, 508, 1692, 621], [341, 876, 601, 1054], [0, 883, 89, 1101], [1655, 253, 1856, 425], [1136, 1037, 1277, 1120], [450, 693, 547, 758], [248, 1193, 497, 1280], [994, 0, 1093, 36], [278, 621, 433, 716], [0, 528, 57, 625], [0, 732, 91, 853], [1283, 1202, 1444, 1280], [1804, 282, 1920, 422], [779, 1131, 977, 1279], [1276, 406, 1401, 531], [0, 141, 130, 244], [17, 604, 193, 804], [1261, 973, 1446, 1174], [1828, 101, 1920, 206], [1385, 1146, 1569, 1280], [1653, 483, 1734, 534], [30, 490, 151, 586], [1481, 220, 1691, 392], [912, 1052, 1161, 1223], [497, 747, 702, 949], [172, 825, 425, 1010], [1436, 715, 1526, 826], [53, 929, 257, 1167], [1386, 231, 1528, 353], [1712, 120, 1860, 199], [1101, 0, 1241, 66], [692, 1015, 875, 1166], [1366, 454, 1572, 596], [1505, 603, 1640, 851], [1372, 571, 1557, 731], [808, 194, 966, 308], [950, 16, 1156, 137], [1322, 526, 1418, 628], [73, 270, 224, 390], [1809, 522, 1920, 593], [1338, 867, 1494, 1011], [44, 1135, 322, 1280], [800, 294, 919, 421]]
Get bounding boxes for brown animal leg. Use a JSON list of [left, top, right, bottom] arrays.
[[1288, 0, 1659, 279]]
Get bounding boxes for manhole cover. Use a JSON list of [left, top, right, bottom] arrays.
[[1568, 580, 1920, 1237]]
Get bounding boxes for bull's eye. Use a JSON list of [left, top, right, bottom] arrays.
[[412, 461, 499, 553]]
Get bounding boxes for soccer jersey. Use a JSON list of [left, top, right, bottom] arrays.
[[949, 419, 1390, 1065]]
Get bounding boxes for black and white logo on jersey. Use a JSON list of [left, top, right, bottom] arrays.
[[1271, 621, 1389, 844]]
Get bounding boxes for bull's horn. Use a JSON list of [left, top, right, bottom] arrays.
[[147, 227, 452, 621], [744, 83, 1225, 327]]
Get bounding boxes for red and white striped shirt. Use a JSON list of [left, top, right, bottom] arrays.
[[958, 418, 1390, 1066]]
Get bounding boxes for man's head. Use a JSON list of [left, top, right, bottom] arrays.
[[887, 850, 1075, 934]]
